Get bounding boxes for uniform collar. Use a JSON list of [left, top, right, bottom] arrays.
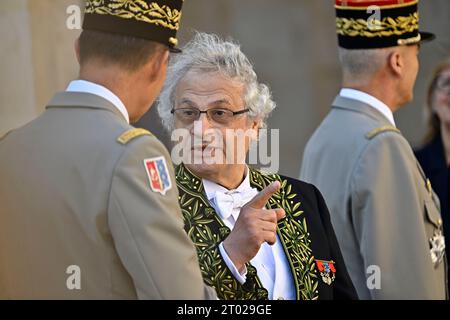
[[332, 94, 394, 127], [46, 91, 127, 123], [66, 80, 129, 123], [339, 88, 396, 127]]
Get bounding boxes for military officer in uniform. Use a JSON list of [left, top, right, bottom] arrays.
[[0, 0, 215, 299], [300, 0, 447, 299]]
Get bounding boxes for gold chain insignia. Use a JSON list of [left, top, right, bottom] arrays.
[[86, 0, 182, 31], [336, 12, 419, 38]]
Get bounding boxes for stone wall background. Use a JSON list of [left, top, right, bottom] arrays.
[[1, 0, 449, 177]]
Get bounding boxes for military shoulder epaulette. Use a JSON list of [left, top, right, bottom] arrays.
[[365, 126, 401, 140], [117, 128, 152, 145]]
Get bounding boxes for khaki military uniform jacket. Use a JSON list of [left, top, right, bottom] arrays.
[[0, 92, 215, 299], [300, 95, 447, 299]]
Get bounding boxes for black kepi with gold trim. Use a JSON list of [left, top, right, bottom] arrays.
[[83, 0, 184, 52], [335, 0, 435, 49]]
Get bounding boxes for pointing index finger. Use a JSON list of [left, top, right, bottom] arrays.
[[248, 181, 281, 209]]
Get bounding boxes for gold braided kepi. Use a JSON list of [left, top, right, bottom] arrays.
[[335, 0, 435, 49], [83, 0, 184, 52]]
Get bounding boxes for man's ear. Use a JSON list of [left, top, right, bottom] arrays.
[[249, 119, 263, 141], [388, 48, 403, 77], [148, 49, 170, 82], [74, 37, 81, 64]]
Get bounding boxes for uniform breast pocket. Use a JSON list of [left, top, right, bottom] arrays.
[[424, 200, 445, 268], [425, 200, 442, 228]]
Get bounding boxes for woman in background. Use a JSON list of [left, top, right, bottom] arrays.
[[415, 58, 450, 292]]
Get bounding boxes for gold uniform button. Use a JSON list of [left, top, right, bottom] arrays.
[[169, 37, 178, 46], [426, 179, 432, 194]]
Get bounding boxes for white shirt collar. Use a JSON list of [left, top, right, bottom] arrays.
[[339, 88, 396, 127], [203, 167, 258, 223], [66, 80, 129, 123], [203, 167, 252, 201]]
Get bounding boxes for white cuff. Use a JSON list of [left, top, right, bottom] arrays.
[[219, 242, 247, 284]]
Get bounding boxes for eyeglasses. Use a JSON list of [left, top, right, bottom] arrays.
[[436, 76, 450, 92], [171, 107, 250, 125]]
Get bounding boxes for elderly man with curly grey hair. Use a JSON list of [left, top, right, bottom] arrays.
[[157, 32, 357, 300]]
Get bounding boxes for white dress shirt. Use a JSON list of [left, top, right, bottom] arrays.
[[66, 80, 130, 123], [203, 169, 296, 300], [340, 88, 396, 127]]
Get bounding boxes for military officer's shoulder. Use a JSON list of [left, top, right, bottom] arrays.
[[363, 125, 410, 149], [115, 127, 168, 150], [116, 127, 154, 146], [365, 125, 401, 140], [114, 127, 170, 160], [354, 125, 415, 171]]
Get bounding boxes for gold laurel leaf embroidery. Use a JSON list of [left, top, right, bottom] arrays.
[[336, 13, 418, 37], [387, 17, 397, 26], [135, 0, 149, 9], [86, 0, 181, 31]]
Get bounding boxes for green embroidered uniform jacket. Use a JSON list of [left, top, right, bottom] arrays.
[[176, 164, 358, 300]]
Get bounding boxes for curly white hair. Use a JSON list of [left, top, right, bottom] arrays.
[[157, 32, 276, 131]]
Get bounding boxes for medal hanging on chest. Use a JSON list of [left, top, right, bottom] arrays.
[[315, 259, 336, 285], [430, 229, 446, 267]]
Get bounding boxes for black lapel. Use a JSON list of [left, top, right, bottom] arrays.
[[249, 168, 320, 300]]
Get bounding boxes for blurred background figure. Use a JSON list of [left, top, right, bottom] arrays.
[[415, 58, 450, 292]]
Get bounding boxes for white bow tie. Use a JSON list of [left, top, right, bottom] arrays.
[[213, 187, 259, 221]]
